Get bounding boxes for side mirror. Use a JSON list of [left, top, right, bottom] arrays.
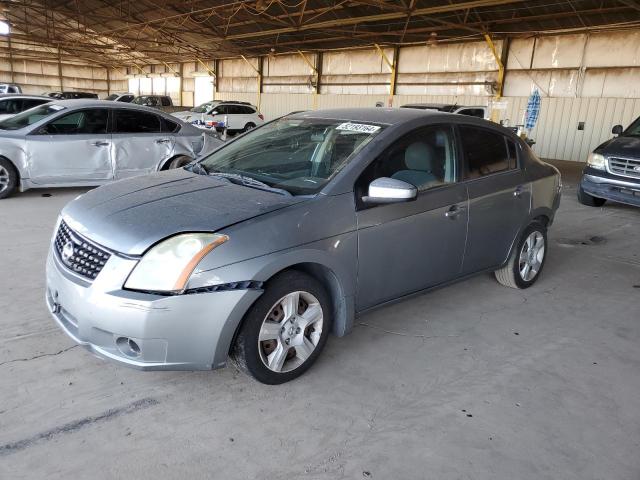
[[210, 110, 219, 116], [362, 177, 417, 204], [612, 124, 623, 136]]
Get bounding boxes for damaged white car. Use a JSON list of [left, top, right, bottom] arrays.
[[0, 99, 223, 199]]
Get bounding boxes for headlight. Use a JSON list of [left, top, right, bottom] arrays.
[[125, 233, 228, 293], [587, 152, 606, 170]]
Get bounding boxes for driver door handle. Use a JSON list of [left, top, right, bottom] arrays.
[[156, 138, 171, 144], [445, 204, 466, 219], [91, 141, 110, 147]]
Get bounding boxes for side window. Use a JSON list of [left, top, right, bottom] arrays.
[[457, 108, 485, 118], [214, 105, 227, 115], [161, 117, 181, 133], [114, 110, 162, 133], [460, 126, 514, 179], [356, 125, 457, 201], [40, 109, 108, 135], [161, 97, 171, 106], [242, 106, 256, 114], [21, 99, 48, 110], [506, 139, 518, 169], [0, 99, 19, 114]]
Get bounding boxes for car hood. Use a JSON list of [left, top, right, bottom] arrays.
[[62, 169, 308, 255], [597, 135, 640, 158]]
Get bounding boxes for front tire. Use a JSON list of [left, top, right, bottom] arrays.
[[577, 185, 606, 207], [495, 222, 548, 289], [0, 158, 18, 200], [231, 271, 331, 384]]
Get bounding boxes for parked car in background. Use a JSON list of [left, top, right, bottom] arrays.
[[45, 108, 561, 384], [0, 84, 22, 94], [579, 116, 640, 207], [105, 93, 135, 102], [132, 95, 173, 108], [401, 103, 488, 119], [47, 91, 99, 100], [172, 101, 264, 133], [0, 100, 222, 199], [171, 100, 252, 124], [0, 95, 51, 121]]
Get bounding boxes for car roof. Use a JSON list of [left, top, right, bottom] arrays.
[[0, 94, 49, 100], [44, 99, 174, 112], [290, 107, 446, 125]]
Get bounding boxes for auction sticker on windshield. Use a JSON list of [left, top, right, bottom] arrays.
[[336, 122, 381, 133]]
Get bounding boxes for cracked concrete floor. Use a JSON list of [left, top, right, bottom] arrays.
[[1, 163, 639, 479]]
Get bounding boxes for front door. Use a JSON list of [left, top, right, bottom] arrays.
[[111, 109, 175, 179], [27, 108, 112, 184], [355, 125, 469, 311], [457, 125, 531, 274]]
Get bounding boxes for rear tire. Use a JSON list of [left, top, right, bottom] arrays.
[[243, 123, 256, 133], [231, 271, 331, 384], [167, 155, 193, 169], [495, 222, 547, 289], [0, 158, 18, 200], [577, 185, 606, 207]]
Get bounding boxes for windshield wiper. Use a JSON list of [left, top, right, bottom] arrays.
[[186, 162, 208, 175], [208, 171, 291, 196]]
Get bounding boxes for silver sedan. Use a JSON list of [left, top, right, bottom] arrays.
[[46, 108, 561, 384], [0, 100, 222, 199]]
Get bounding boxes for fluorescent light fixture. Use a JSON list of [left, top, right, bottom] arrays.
[[0, 20, 9, 35]]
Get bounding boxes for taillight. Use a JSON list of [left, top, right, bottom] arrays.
[[258, 113, 264, 120]]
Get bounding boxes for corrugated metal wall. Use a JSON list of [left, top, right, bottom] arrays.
[[0, 35, 127, 96]]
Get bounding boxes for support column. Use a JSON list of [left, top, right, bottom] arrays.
[[57, 48, 64, 91], [375, 43, 397, 107]]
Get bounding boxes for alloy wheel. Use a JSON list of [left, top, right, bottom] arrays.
[[258, 291, 324, 373], [0, 165, 9, 193], [519, 231, 545, 281]]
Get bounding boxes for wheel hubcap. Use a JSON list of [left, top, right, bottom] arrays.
[[0, 166, 9, 193], [519, 231, 545, 282], [258, 291, 323, 373]]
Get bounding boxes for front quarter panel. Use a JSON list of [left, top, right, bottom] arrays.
[[0, 136, 29, 182]]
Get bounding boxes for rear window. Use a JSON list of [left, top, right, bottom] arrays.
[[114, 110, 162, 133], [161, 117, 181, 133], [460, 126, 516, 179]]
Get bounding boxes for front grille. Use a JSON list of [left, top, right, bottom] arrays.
[[608, 156, 640, 179], [54, 221, 111, 280]]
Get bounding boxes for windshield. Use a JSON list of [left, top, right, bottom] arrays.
[[199, 117, 385, 195], [105, 94, 118, 101], [0, 104, 63, 130], [191, 101, 217, 113], [624, 116, 640, 136]]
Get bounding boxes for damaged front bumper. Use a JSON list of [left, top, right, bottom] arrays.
[[45, 249, 262, 371]]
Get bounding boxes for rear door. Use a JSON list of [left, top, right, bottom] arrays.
[[458, 125, 530, 274], [111, 109, 175, 179], [27, 108, 112, 184]]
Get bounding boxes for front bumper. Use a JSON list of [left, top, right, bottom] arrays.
[[45, 248, 262, 371], [580, 167, 640, 207]]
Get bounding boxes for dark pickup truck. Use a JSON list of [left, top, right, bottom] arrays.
[[579, 116, 640, 208]]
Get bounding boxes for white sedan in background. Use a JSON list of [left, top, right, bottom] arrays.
[[172, 101, 264, 133]]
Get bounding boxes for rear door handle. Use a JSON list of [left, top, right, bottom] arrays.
[[513, 185, 524, 198], [156, 139, 171, 144], [445, 204, 466, 219], [92, 141, 109, 147]]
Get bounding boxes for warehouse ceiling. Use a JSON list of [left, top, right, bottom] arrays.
[[2, 0, 640, 67]]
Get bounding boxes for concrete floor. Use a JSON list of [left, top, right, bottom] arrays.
[[1, 162, 639, 479]]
